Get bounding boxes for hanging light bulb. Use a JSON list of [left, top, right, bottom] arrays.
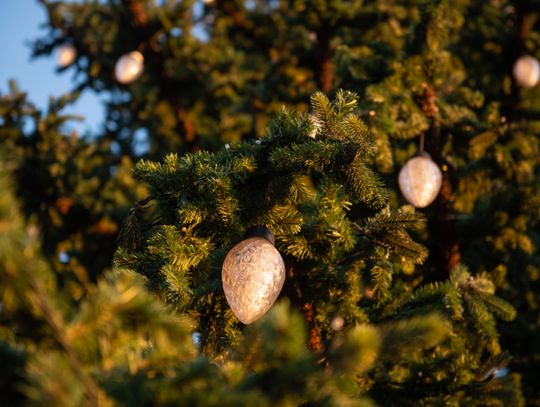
[[398, 153, 442, 208], [330, 316, 345, 331], [222, 227, 285, 324], [115, 51, 144, 84], [57, 44, 77, 68], [513, 55, 540, 88]]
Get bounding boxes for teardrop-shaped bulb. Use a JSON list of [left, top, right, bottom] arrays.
[[398, 154, 442, 208], [513, 55, 540, 88], [57, 44, 77, 68], [115, 51, 144, 84], [222, 237, 285, 324]]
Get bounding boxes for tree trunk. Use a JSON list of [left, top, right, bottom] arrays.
[[424, 119, 461, 279], [420, 84, 461, 279]]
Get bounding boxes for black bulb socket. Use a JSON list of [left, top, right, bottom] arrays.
[[244, 225, 275, 246]]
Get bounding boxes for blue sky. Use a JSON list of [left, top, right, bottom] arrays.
[[0, 1, 103, 133]]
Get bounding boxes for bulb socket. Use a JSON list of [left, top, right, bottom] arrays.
[[244, 226, 275, 246]]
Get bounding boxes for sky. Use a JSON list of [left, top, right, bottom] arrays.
[[0, 1, 103, 133]]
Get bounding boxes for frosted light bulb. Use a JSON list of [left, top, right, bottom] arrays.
[[57, 44, 77, 68], [331, 316, 345, 331], [222, 233, 285, 324], [398, 153, 442, 208], [513, 55, 540, 88], [115, 51, 144, 84]]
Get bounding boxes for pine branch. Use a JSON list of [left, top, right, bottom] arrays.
[[370, 263, 393, 301], [28, 279, 102, 406], [379, 313, 450, 357], [361, 206, 428, 264], [463, 290, 498, 341], [329, 324, 380, 375], [346, 154, 387, 208], [477, 351, 512, 381], [476, 292, 516, 322], [117, 195, 155, 250]]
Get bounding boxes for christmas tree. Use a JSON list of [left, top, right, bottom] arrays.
[[1, 0, 539, 404]]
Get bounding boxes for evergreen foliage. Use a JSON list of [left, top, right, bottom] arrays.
[[0, 81, 145, 281], [1, 97, 522, 403], [113, 94, 521, 405], [0, 0, 539, 404]]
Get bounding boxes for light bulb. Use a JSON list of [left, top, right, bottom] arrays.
[[115, 51, 144, 84], [398, 153, 442, 208], [222, 233, 285, 324], [57, 44, 77, 68], [331, 316, 345, 331], [513, 55, 540, 88]]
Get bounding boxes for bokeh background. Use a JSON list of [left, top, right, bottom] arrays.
[[0, 1, 103, 132]]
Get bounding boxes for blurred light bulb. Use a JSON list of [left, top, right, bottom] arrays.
[[57, 44, 77, 68], [222, 234, 285, 324], [398, 154, 442, 208], [331, 316, 345, 331], [513, 55, 540, 88], [115, 51, 144, 84]]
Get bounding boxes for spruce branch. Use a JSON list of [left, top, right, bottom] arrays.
[[370, 262, 393, 301], [379, 313, 450, 357], [346, 154, 387, 208], [463, 290, 498, 340], [28, 279, 102, 406], [359, 206, 428, 264], [477, 351, 512, 381], [476, 292, 517, 322], [118, 195, 155, 250]]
